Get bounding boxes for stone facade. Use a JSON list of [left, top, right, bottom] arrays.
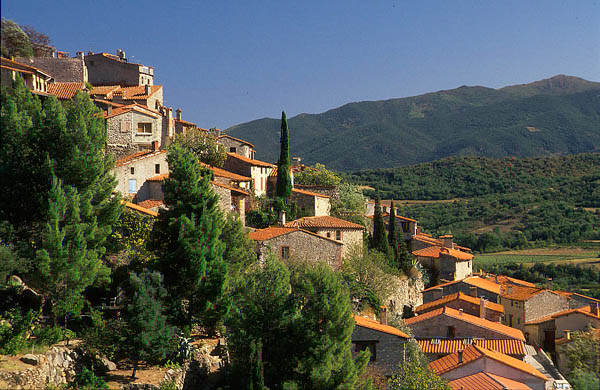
[[423, 280, 500, 304], [501, 290, 570, 331], [419, 297, 502, 322], [416, 253, 472, 282], [217, 135, 254, 159], [15, 56, 88, 82], [113, 151, 167, 200], [407, 313, 523, 340], [290, 190, 331, 217], [302, 228, 362, 259], [222, 153, 273, 197], [107, 108, 162, 157], [85, 52, 154, 86], [554, 310, 600, 339], [351, 325, 407, 374], [254, 230, 343, 269]]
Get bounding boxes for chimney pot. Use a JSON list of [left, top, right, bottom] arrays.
[[278, 210, 286, 226], [380, 306, 388, 325], [546, 278, 553, 290], [458, 349, 463, 363], [442, 234, 454, 249], [176, 108, 182, 121], [459, 309, 463, 316]]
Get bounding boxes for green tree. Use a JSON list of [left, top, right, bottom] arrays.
[[331, 183, 367, 226], [123, 270, 175, 378], [170, 127, 227, 167], [276, 111, 292, 200], [1, 19, 33, 58], [563, 327, 599, 389], [370, 196, 390, 256], [151, 144, 227, 329], [388, 352, 450, 390], [294, 163, 342, 186]]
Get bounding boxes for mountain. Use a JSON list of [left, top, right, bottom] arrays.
[[225, 75, 600, 171]]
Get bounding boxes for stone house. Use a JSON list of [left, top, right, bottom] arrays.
[[405, 306, 526, 341], [90, 84, 163, 110], [204, 164, 252, 193], [248, 227, 343, 269], [15, 53, 88, 82], [113, 149, 167, 200], [413, 245, 473, 281], [351, 315, 409, 374], [429, 345, 547, 390], [422, 276, 503, 305], [499, 286, 570, 331], [105, 104, 163, 157], [415, 291, 504, 322], [47, 82, 87, 100], [416, 338, 525, 361], [1, 57, 52, 94], [283, 215, 364, 258], [446, 372, 534, 390], [290, 188, 331, 217], [222, 152, 274, 197], [217, 134, 255, 159], [523, 303, 600, 349], [85, 51, 154, 86]]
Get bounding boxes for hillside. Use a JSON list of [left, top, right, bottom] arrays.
[[346, 153, 600, 252], [226, 75, 600, 170]]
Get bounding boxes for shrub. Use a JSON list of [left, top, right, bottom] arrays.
[[67, 367, 109, 390]]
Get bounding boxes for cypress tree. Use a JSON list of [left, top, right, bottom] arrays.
[[388, 201, 397, 246], [151, 144, 227, 329], [275, 111, 292, 199], [371, 195, 390, 255]]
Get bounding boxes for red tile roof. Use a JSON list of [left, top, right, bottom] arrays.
[[122, 201, 158, 217], [147, 173, 169, 182], [417, 338, 524, 357], [174, 118, 197, 126], [90, 85, 120, 96], [291, 187, 330, 198], [501, 286, 547, 301], [90, 84, 162, 101], [413, 246, 474, 261], [248, 226, 343, 245], [226, 152, 274, 168], [217, 134, 254, 147], [105, 103, 161, 119], [448, 372, 532, 390], [1, 57, 52, 78], [115, 150, 166, 167], [211, 181, 249, 196], [415, 292, 504, 314], [429, 345, 547, 380], [354, 315, 409, 338], [199, 163, 251, 182], [482, 274, 537, 288], [405, 306, 525, 341], [136, 199, 164, 209], [284, 215, 364, 230], [47, 82, 86, 100], [423, 276, 503, 295]]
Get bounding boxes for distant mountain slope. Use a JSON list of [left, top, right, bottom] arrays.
[[225, 75, 600, 170]]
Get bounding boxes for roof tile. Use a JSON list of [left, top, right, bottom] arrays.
[[415, 292, 504, 314], [284, 215, 364, 230], [354, 315, 409, 338]]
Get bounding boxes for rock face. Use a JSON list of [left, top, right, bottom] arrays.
[[384, 275, 424, 317], [20, 354, 39, 366]]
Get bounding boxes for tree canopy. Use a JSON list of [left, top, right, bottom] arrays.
[[170, 127, 226, 167]]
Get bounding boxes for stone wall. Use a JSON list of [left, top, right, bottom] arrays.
[[15, 57, 88, 82], [86, 54, 149, 86], [408, 313, 522, 340], [256, 230, 343, 269], [211, 183, 232, 215], [419, 299, 501, 322], [217, 137, 252, 159], [113, 152, 167, 199], [384, 276, 424, 317], [424, 282, 499, 304], [107, 110, 162, 158], [351, 326, 406, 374]]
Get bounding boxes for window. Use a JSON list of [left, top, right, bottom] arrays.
[[128, 179, 137, 193], [517, 317, 521, 325], [155, 164, 160, 174], [336, 230, 342, 240], [353, 341, 377, 362], [130, 167, 135, 174], [137, 122, 152, 133], [281, 246, 290, 260], [447, 326, 456, 338], [327, 232, 331, 238], [230, 147, 237, 153]]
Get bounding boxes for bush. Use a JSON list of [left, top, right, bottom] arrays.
[[33, 326, 75, 346], [67, 367, 109, 390], [0, 309, 37, 355]]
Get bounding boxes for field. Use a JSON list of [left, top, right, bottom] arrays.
[[473, 245, 600, 269]]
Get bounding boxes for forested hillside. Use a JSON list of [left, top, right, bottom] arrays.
[[226, 75, 600, 170], [346, 154, 600, 252]]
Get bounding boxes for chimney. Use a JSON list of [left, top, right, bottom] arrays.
[[380, 306, 388, 325], [591, 302, 599, 317], [459, 309, 463, 316], [546, 278, 553, 291], [292, 157, 302, 166], [145, 84, 151, 95], [151, 140, 159, 151], [480, 298, 486, 319], [176, 108, 182, 121], [278, 210, 286, 226], [564, 330, 571, 341], [469, 286, 478, 298], [117, 49, 126, 60], [76, 51, 84, 59], [442, 234, 454, 249], [106, 105, 112, 116], [507, 286, 513, 295], [458, 349, 463, 363]]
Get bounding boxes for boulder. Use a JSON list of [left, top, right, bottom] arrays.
[[99, 356, 117, 371], [21, 354, 39, 366]]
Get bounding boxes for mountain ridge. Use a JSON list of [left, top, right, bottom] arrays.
[[226, 75, 600, 170]]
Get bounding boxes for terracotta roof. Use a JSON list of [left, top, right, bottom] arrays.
[[226, 152, 274, 168], [122, 201, 158, 217], [448, 372, 532, 390], [211, 181, 250, 196], [90, 85, 120, 96], [248, 227, 299, 241], [555, 291, 600, 303], [415, 292, 504, 314], [412, 246, 474, 261], [147, 173, 169, 182], [486, 275, 537, 288], [174, 118, 196, 126], [284, 215, 364, 230], [354, 315, 409, 338], [217, 134, 254, 147], [136, 199, 164, 209], [115, 150, 166, 167], [105, 103, 161, 119], [501, 286, 546, 301], [417, 338, 524, 357], [429, 345, 547, 380], [96, 52, 146, 67], [366, 213, 417, 223], [47, 82, 86, 100], [413, 233, 445, 247], [93, 98, 124, 107], [525, 305, 600, 325], [423, 276, 502, 295], [405, 306, 525, 341], [199, 164, 251, 182], [291, 187, 330, 198]]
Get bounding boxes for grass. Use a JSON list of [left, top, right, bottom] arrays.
[[473, 245, 600, 269]]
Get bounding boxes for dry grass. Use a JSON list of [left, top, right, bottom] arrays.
[[494, 247, 598, 256], [0, 355, 32, 372], [104, 366, 169, 390]]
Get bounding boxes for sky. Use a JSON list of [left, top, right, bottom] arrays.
[[3, 0, 599, 129]]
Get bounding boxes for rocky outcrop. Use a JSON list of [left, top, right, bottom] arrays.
[[384, 275, 424, 317]]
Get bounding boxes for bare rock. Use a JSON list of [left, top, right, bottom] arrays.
[[21, 354, 39, 366]]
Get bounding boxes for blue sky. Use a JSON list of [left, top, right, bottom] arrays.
[[3, 0, 599, 129]]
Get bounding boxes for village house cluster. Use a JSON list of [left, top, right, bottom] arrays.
[[4, 48, 598, 390]]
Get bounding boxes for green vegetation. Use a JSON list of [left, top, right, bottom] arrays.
[[275, 111, 293, 199], [170, 127, 226, 167], [295, 163, 342, 186], [1, 18, 33, 58], [563, 328, 599, 390], [227, 76, 600, 170], [388, 339, 450, 390]]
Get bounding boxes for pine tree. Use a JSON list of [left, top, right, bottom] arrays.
[[371, 195, 390, 256], [275, 111, 292, 199], [151, 144, 227, 329], [249, 338, 265, 390], [123, 270, 175, 378]]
